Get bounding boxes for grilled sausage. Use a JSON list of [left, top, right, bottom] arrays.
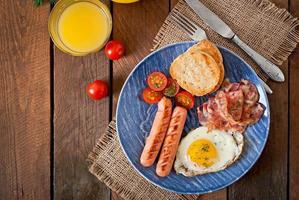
[[140, 97, 172, 167], [156, 106, 187, 177]]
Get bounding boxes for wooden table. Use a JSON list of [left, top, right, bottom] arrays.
[[0, 0, 298, 199]]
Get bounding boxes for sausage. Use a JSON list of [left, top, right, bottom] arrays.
[[156, 106, 187, 177], [140, 97, 173, 167]]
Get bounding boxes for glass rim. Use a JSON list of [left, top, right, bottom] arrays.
[[48, 0, 112, 56]]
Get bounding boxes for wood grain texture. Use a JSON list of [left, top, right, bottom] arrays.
[[196, 190, 226, 200], [53, 1, 111, 199], [111, 0, 169, 115], [170, 0, 179, 9], [0, 0, 295, 200], [229, 0, 289, 198], [0, 1, 51, 200], [289, 1, 299, 199], [289, 50, 298, 200], [111, 1, 169, 199], [194, 190, 226, 200], [229, 70, 289, 198]]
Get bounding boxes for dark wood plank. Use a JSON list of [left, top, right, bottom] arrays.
[[111, 0, 169, 114], [289, 1, 299, 199], [0, 1, 51, 199], [289, 50, 299, 200], [170, 0, 179, 9], [229, 70, 290, 196], [53, 1, 111, 199], [111, 1, 169, 199], [230, 0, 289, 199]]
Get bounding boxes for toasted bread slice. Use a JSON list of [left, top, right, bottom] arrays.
[[169, 48, 220, 96], [211, 62, 224, 92], [198, 51, 224, 93], [189, 39, 225, 92], [191, 39, 223, 64]]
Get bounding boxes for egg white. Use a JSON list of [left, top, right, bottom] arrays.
[[174, 126, 243, 176]]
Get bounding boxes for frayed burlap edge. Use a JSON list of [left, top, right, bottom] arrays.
[[248, 0, 299, 64], [87, 120, 198, 200], [87, 120, 138, 200]]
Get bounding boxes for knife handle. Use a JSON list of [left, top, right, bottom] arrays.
[[232, 35, 285, 82]]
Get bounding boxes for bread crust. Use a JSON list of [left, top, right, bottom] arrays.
[[170, 47, 221, 96], [170, 40, 225, 95], [195, 39, 224, 92], [199, 51, 224, 93], [190, 39, 223, 64]]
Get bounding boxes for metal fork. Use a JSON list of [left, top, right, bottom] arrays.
[[171, 11, 273, 94]]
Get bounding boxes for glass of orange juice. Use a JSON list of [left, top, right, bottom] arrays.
[[49, 0, 112, 56]]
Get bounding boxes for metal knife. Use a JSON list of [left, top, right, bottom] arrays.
[[185, 0, 285, 82]]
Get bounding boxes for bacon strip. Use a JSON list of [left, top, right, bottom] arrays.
[[198, 79, 264, 133]]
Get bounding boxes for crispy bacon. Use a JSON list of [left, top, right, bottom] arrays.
[[198, 79, 264, 133], [240, 79, 259, 107], [226, 90, 244, 121]]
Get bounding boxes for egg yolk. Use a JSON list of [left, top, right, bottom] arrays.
[[187, 139, 218, 168]]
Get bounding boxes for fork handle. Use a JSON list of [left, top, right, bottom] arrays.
[[232, 35, 285, 82]]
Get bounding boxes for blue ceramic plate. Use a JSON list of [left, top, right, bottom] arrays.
[[116, 41, 270, 194]]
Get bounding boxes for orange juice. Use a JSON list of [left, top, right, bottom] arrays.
[[49, 0, 112, 56]]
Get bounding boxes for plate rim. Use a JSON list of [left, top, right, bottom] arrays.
[[116, 41, 270, 194]]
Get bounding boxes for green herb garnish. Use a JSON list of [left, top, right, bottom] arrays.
[[201, 144, 210, 152], [34, 0, 56, 6]]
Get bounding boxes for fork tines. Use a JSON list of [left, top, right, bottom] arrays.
[[171, 10, 199, 35]]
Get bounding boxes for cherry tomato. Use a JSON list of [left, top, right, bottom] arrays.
[[163, 78, 180, 97], [142, 87, 163, 104], [105, 40, 125, 60], [175, 91, 195, 109], [147, 72, 167, 91], [87, 80, 109, 100]]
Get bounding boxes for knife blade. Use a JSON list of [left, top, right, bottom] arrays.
[[185, 0, 234, 38], [185, 0, 285, 82]]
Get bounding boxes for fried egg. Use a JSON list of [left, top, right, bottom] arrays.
[[174, 126, 243, 176]]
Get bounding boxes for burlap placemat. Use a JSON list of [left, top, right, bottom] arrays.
[[88, 1, 299, 199], [88, 120, 198, 200], [153, 0, 299, 81]]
